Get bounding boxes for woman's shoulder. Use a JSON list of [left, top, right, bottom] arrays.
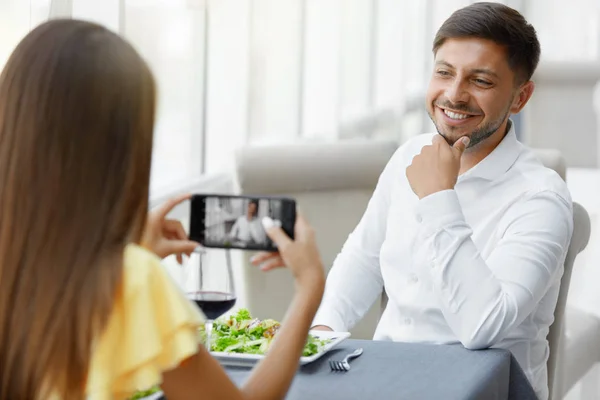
[[119, 244, 203, 323], [124, 243, 162, 266], [121, 244, 166, 292]]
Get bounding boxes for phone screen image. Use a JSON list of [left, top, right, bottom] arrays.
[[190, 195, 295, 251]]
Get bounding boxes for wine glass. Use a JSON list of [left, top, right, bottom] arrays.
[[187, 249, 237, 351]]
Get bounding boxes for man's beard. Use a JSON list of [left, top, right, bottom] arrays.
[[428, 103, 512, 149]]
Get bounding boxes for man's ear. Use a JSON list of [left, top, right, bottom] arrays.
[[510, 81, 535, 114]]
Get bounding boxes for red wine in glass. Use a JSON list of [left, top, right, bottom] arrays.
[[187, 249, 237, 351], [189, 291, 236, 320]]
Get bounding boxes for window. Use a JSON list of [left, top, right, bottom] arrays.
[[0, 1, 51, 69], [202, 0, 251, 173], [247, 0, 303, 143], [245, 0, 425, 143], [124, 0, 207, 195], [67, 0, 209, 197], [525, 0, 600, 61]]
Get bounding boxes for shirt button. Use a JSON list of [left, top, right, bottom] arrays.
[[409, 274, 419, 283], [404, 318, 412, 325], [416, 214, 423, 223]]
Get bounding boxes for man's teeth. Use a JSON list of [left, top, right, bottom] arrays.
[[444, 109, 470, 120]]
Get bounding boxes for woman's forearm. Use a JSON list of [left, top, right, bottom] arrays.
[[241, 280, 324, 400]]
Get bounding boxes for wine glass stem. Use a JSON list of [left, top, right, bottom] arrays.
[[205, 320, 214, 351]]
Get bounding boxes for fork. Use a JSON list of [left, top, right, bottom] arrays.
[[329, 348, 363, 372]]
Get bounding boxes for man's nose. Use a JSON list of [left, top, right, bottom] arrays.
[[444, 79, 470, 105]]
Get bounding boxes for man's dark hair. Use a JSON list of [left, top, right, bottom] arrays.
[[433, 2, 540, 84], [249, 199, 259, 207]]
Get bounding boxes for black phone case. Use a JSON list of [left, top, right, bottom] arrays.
[[189, 194, 296, 252]]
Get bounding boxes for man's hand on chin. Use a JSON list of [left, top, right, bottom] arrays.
[[406, 134, 469, 199]]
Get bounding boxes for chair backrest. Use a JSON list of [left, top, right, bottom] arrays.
[[533, 148, 567, 181], [527, 149, 589, 399], [235, 139, 398, 339], [547, 202, 590, 399]]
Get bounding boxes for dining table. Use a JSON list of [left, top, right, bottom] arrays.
[[222, 339, 538, 400], [152, 338, 538, 400]]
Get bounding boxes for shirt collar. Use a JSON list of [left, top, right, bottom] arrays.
[[458, 119, 522, 182]]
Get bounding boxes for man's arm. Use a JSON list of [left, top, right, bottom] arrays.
[[311, 148, 403, 332], [229, 218, 240, 239], [417, 189, 573, 349], [250, 220, 267, 244]]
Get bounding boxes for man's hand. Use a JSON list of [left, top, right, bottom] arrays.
[[406, 135, 470, 199], [310, 325, 333, 332], [141, 193, 200, 263]]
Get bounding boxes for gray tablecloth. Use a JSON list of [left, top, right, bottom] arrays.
[[224, 339, 538, 400]]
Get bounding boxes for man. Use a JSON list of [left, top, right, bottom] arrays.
[[311, 3, 573, 399], [229, 199, 267, 245]]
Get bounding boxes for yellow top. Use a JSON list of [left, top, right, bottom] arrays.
[[85, 244, 204, 400]]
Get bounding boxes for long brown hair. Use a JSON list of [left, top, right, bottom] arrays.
[[0, 19, 156, 399]]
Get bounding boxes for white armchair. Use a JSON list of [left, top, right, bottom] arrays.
[[234, 139, 397, 339], [531, 149, 593, 400], [546, 202, 591, 399]]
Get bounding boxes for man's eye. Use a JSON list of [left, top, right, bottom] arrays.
[[474, 79, 492, 86]]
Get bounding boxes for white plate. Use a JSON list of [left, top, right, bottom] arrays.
[[211, 330, 351, 367]]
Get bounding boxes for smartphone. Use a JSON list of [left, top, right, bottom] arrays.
[[189, 194, 296, 251]]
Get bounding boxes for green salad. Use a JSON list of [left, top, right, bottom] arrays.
[[128, 385, 160, 400], [128, 309, 329, 399], [203, 308, 330, 357]]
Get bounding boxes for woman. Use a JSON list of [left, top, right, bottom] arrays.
[[0, 19, 325, 400]]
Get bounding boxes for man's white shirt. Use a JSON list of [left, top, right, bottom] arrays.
[[230, 216, 266, 244], [313, 124, 573, 400]]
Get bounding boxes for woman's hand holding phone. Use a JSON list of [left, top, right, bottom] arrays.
[[250, 214, 325, 296], [141, 194, 200, 263]]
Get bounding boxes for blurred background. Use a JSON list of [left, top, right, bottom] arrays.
[[1, 0, 600, 398]]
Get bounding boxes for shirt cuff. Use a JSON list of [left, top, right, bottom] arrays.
[[311, 306, 348, 332], [415, 189, 465, 228]]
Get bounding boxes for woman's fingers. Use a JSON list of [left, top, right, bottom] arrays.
[[249, 252, 285, 271], [258, 256, 286, 271], [250, 251, 279, 265], [164, 219, 188, 241]]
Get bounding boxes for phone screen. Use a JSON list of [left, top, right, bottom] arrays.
[[190, 194, 296, 251]]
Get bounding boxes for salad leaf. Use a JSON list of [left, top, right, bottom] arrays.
[[234, 308, 252, 322], [203, 309, 330, 357], [303, 335, 321, 357], [128, 385, 159, 400], [214, 336, 238, 352]]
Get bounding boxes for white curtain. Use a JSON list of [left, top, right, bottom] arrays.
[[0, 1, 51, 69], [49, 0, 72, 18], [428, 0, 599, 62]]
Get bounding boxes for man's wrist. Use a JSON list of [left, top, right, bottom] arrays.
[[418, 184, 455, 200], [415, 189, 464, 226]]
